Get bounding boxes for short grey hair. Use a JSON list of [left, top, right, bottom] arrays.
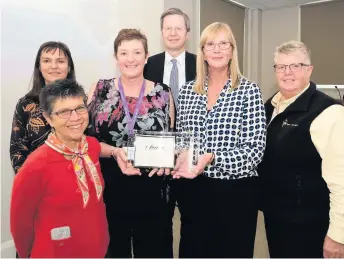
[[160, 8, 190, 32], [274, 40, 311, 64]]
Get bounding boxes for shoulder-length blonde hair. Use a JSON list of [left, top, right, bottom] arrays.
[[194, 22, 242, 94]]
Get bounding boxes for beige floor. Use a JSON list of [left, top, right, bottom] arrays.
[[172, 209, 269, 258]]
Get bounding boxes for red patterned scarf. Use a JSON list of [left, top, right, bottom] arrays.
[[45, 133, 103, 208]]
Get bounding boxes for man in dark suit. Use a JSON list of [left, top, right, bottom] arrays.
[[144, 7, 196, 114], [143, 7, 197, 258]]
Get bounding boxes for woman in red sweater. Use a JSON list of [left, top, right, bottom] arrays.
[[10, 79, 112, 258]]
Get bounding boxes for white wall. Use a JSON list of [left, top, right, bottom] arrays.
[[0, 0, 164, 256]]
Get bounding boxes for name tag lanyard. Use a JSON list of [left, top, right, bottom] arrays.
[[118, 77, 146, 160]]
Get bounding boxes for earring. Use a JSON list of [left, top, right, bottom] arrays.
[[51, 127, 56, 134]]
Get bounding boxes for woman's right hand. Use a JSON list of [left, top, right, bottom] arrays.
[[172, 150, 214, 179], [111, 147, 141, 176]]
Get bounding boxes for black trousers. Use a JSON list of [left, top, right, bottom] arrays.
[[171, 178, 203, 258], [177, 176, 259, 258], [104, 172, 173, 258], [264, 216, 328, 258]]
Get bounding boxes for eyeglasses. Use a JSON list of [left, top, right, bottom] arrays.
[[163, 27, 186, 33], [273, 63, 310, 73], [51, 106, 88, 119], [203, 41, 232, 51]]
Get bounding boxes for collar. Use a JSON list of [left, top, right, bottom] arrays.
[[269, 82, 318, 114], [271, 83, 310, 108], [45, 144, 71, 163], [204, 75, 232, 94], [165, 51, 185, 65]]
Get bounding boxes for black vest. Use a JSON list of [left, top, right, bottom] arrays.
[[258, 82, 339, 223]]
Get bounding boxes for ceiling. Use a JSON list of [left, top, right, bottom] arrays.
[[227, 0, 334, 10]]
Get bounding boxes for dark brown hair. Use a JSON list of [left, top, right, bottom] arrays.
[[26, 41, 76, 101], [113, 29, 148, 56]]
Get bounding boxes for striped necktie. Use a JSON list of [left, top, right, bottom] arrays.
[[169, 59, 179, 108]]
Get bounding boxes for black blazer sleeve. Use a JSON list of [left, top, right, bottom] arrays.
[[185, 52, 197, 82], [143, 53, 165, 84]]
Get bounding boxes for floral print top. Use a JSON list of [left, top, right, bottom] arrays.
[[87, 78, 171, 148], [10, 96, 51, 173]]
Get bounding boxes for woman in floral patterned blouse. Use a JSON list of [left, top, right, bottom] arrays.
[[87, 29, 174, 258], [10, 41, 76, 173]]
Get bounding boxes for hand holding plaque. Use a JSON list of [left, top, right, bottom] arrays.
[[172, 152, 214, 179], [122, 131, 200, 171], [112, 147, 141, 176]]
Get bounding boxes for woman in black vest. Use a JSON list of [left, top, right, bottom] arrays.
[[258, 40, 344, 258]]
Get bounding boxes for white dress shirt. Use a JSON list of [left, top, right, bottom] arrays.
[[163, 51, 186, 89]]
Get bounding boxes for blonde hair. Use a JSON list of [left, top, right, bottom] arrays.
[[274, 40, 311, 64], [194, 22, 242, 94]]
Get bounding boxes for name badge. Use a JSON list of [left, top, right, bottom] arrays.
[[127, 146, 136, 161], [51, 226, 71, 240]]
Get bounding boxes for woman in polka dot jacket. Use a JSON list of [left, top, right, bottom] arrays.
[[171, 22, 267, 258]]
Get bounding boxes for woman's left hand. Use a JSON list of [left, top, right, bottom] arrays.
[[171, 152, 214, 179]]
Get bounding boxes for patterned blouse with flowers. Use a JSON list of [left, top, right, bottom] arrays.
[[10, 96, 51, 173], [88, 78, 171, 147], [87, 78, 173, 204]]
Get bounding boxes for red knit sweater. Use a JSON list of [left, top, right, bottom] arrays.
[[10, 136, 109, 258]]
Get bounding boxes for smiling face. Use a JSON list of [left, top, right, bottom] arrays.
[[161, 14, 188, 53], [115, 39, 148, 79], [203, 30, 233, 71], [40, 48, 70, 85], [274, 50, 313, 98], [45, 96, 88, 148]]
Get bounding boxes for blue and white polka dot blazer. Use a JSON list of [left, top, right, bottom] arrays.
[[177, 77, 267, 180]]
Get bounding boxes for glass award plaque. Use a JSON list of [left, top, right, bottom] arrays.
[[123, 131, 199, 169]]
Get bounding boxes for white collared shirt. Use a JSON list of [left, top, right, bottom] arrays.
[[270, 83, 310, 122], [163, 51, 186, 89]]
